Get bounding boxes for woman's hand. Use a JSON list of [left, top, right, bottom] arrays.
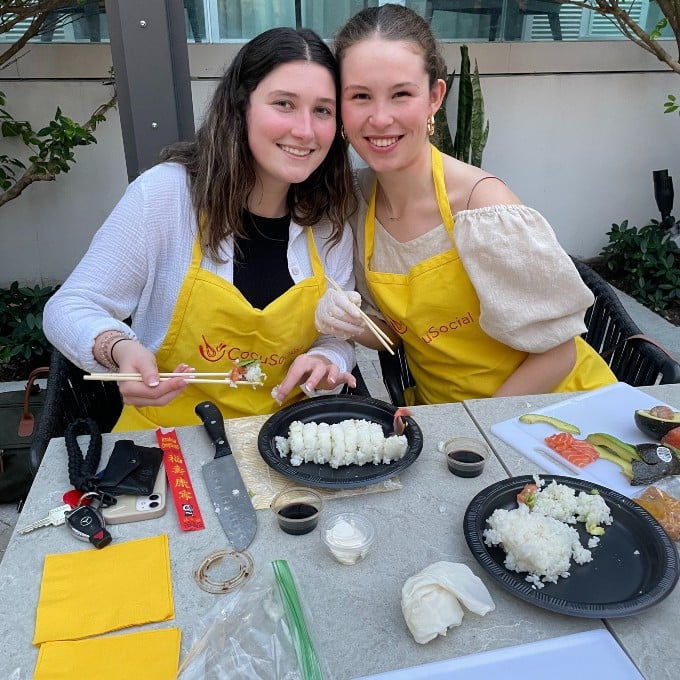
[[315, 288, 365, 339], [275, 354, 356, 403], [113, 340, 192, 407]]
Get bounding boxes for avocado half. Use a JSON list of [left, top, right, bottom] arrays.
[[634, 408, 680, 439]]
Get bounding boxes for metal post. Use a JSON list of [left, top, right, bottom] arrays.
[[104, 0, 194, 181]]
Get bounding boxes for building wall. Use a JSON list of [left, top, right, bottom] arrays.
[[0, 41, 678, 286]]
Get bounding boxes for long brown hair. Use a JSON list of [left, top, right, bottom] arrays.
[[161, 27, 355, 261], [334, 4, 447, 89]]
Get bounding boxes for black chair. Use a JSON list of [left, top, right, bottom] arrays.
[[29, 348, 371, 474], [503, 0, 562, 41], [378, 258, 680, 407], [571, 258, 680, 386], [424, 0, 562, 43], [29, 348, 123, 476], [425, 0, 503, 42]]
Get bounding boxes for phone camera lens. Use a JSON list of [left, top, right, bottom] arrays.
[[150, 501, 159, 508], [149, 494, 160, 500]]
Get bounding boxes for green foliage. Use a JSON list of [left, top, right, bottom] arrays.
[[599, 219, 680, 312], [432, 72, 455, 157], [0, 282, 57, 366], [0, 89, 109, 197], [452, 45, 472, 163], [649, 16, 668, 40], [664, 93, 678, 115], [469, 59, 489, 168], [451, 45, 489, 168]]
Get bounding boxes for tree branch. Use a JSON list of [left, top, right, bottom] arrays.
[[560, 0, 680, 74], [0, 1, 83, 70], [0, 91, 118, 208]]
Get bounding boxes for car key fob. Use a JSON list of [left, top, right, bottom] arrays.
[[65, 503, 112, 549]]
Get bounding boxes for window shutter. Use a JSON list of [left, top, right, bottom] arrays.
[[524, 0, 649, 40]]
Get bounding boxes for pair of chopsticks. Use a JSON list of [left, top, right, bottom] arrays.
[[84, 372, 262, 385], [325, 277, 395, 355]]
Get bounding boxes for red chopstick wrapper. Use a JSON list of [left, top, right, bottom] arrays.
[[155, 428, 205, 531]]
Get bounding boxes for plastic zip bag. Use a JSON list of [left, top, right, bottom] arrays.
[[178, 559, 328, 680]]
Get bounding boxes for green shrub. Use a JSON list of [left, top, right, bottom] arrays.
[[0, 281, 57, 367], [432, 45, 489, 168], [599, 219, 680, 312]]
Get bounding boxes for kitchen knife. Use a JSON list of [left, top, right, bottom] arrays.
[[195, 401, 257, 551]]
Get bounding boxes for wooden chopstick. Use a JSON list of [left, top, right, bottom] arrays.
[[110, 372, 235, 378], [84, 374, 262, 385], [325, 276, 395, 355]]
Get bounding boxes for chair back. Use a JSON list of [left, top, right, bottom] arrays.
[[571, 258, 680, 386], [29, 348, 123, 475]]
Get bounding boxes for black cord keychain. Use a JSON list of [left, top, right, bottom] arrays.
[[63, 419, 112, 548]]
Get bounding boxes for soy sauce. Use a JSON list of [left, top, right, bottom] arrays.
[[447, 450, 485, 477], [451, 451, 483, 464], [277, 503, 319, 535]]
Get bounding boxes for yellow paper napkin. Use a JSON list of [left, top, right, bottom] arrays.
[[33, 534, 174, 644], [33, 627, 181, 679]]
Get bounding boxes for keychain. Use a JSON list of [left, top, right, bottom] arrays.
[[65, 491, 112, 549]]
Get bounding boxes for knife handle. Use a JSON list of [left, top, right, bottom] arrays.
[[195, 401, 231, 458]]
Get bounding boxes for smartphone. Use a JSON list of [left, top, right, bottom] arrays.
[[102, 463, 167, 525]]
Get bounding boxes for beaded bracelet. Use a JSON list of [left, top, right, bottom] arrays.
[[94, 330, 129, 371]]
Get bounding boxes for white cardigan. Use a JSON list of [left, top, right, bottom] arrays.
[[44, 162, 356, 374]]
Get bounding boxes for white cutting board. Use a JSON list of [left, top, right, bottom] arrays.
[[490, 382, 677, 498], [356, 630, 643, 679]]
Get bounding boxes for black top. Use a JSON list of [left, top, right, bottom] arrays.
[[233, 212, 294, 309]]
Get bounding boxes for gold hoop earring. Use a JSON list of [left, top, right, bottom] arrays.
[[340, 126, 347, 141], [427, 115, 435, 137]]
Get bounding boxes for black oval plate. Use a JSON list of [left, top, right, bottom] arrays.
[[464, 475, 679, 618], [257, 395, 423, 489]]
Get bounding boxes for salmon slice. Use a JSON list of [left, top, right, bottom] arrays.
[[544, 432, 599, 468]]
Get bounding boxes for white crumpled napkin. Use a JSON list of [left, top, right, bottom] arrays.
[[401, 561, 495, 644]]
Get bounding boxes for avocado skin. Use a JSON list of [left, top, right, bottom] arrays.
[[631, 456, 680, 485], [634, 409, 680, 439]]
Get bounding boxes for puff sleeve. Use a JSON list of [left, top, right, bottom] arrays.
[[453, 205, 593, 353]]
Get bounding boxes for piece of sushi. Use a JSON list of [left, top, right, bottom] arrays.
[[383, 434, 409, 463], [302, 422, 319, 463], [316, 422, 332, 465], [329, 423, 346, 469], [275, 417, 410, 468], [274, 435, 289, 457]]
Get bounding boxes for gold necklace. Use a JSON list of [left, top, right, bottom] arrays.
[[379, 186, 401, 222]]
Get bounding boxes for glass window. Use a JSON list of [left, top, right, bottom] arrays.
[[4, 0, 665, 44]]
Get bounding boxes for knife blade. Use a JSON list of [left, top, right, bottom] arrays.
[[195, 401, 257, 551]]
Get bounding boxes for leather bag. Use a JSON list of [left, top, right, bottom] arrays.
[[0, 367, 49, 503]]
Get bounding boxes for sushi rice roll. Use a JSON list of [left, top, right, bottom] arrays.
[[276, 418, 410, 468]]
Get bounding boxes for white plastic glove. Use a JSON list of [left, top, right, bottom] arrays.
[[315, 288, 365, 340]]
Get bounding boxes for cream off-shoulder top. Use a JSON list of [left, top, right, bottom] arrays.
[[350, 170, 594, 354]]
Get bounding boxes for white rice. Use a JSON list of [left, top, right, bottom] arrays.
[[483, 479, 612, 588], [274, 418, 409, 467]]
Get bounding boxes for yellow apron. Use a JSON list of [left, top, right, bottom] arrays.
[[364, 145, 616, 405], [115, 228, 324, 430]]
